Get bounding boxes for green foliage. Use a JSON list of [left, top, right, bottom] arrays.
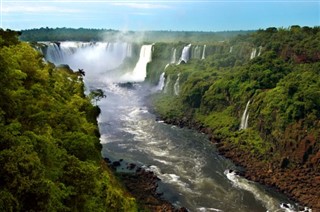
[[151, 26, 320, 166], [19, 27, 253, 43], [89, 89, 107, 105], [150, 94, 185, 120], [0, 30, 138, 211]]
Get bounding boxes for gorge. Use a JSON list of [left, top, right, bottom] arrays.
[[37, 26, 319, 212], [1, 26, 319, 211]]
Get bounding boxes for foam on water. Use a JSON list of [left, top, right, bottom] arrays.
[[145, 165, 193, 193], [197, 207, 223, 212]]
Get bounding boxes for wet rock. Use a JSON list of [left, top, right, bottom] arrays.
[[104, 157, 111, 164], [127, 163, 136, 170], [118, 167, 186, 212], [112, 161, 121, 167]]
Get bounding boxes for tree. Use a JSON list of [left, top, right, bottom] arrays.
[[89, 89, 106, 105]]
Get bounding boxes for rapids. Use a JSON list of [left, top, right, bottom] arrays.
[[42, 41, 307, 212]]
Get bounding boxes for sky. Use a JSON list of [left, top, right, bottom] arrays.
[[1, 0, 319, 31]]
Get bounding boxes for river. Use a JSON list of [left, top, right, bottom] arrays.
[[94, 82, 298, 212], [43, 41, 303, 212]]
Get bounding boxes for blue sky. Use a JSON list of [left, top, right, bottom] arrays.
[[1, 0, 319, 31]]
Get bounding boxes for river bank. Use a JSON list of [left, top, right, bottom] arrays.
[[104, 158, 188, 212], [158, 116, 320, 211]]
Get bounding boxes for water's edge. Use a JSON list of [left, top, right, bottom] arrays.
[[150, 110, 316, 211]]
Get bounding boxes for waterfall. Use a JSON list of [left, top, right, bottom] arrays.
[[126, 43, 132, 57], [229, 46, 233, 53], [155, 72, 165, 91], [43, 41, 132, 81], [178, 44, 191, 64], [192, 45, 201, 59], [45, 43, 64, 63], [201, 45, 206, 59], [257, 46, 262, 56], [239, 100, 250, 130], [250, 48, 257, 60], [122, 44, 153, 82], [171, 48, 177, 64], [163, 75, 170, 94], [174, 73, 181, 95]]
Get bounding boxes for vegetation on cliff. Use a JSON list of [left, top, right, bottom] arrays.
[[0, 29, 138, 211], [150, 26, 320, 209]]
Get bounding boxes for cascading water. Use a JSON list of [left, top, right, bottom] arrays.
[[171, 48, 177, 64], [239, 100, 250, 130], [174, 73, 180, 95], [192, 45, 201, 59], [41, 42, 304, 212], [155, 72, 165, 91], [202, 45, 206, 59], [121, 44, 153, 82], [257, 46, 262, 56], [250, 48, 257, 60], [178, 44, 192, 64], [163, 75, 170, 94], [43, 41, 132, 82], [229, 46, 233, 53]]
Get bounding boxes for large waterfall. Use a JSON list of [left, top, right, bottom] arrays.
[[45, 42, 131, 73], [42, 42, 154, 83], [239, 100, 250, 130]]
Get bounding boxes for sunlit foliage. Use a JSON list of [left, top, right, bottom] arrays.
[[0, 29, 138, 211]]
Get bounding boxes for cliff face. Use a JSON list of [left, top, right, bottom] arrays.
[[149, 26, 320, 210]]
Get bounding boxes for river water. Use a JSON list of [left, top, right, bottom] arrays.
[[93, 82, 298, 212], [43, 41, 304, 212]]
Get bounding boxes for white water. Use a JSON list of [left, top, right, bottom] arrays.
[[179, 44, 192, 64], [239, 100, 250, 130], [229, 46, 233, 53], [43, 41, 132, 82], [258, 46, 263, 57], [250, 48, 257, 60], [202, 45, 207, 59], [171, 48, 177, 64], [155, 72, 165, 91], [121, 44, 153, 82], [192, 45, 201, 59], [225, 170, 284, 212], [163, 75, 170, 94], [42, 42, 305, 212], [174, 73, 180, 95]]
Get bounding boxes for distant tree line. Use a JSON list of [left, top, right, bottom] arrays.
[[19, 27, 255, 43]]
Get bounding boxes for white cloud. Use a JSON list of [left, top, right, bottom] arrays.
[[2, 5, 81, 13], [112, 3, 170, 9]]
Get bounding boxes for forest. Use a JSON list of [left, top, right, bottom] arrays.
[[0, 29, 138, 211], [150, 26, 320, 209], [1, 25, 320, 210], [19, 27, 253, 43]]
